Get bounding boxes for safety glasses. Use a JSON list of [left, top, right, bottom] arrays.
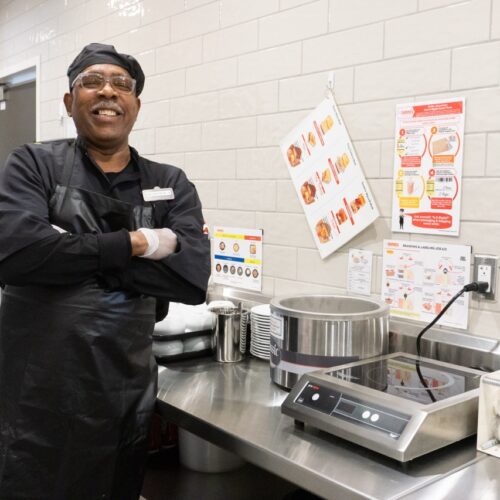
[[71, 72, 136, 95]]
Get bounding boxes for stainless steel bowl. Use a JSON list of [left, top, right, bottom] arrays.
[[269, 295, 389, 389]]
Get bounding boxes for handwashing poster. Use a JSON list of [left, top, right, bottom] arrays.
[[280, 97, 379, 259], [391, 98, 465, 236]]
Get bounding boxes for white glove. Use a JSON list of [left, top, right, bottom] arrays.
[[51, 224, 67, 233], [138, 227, 177, 260]]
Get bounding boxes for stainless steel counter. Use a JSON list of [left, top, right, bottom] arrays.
[[156, 357, 500, 499]]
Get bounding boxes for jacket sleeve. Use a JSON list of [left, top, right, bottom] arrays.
[[104, 170, 211, 305], [0, 147, 132, 286]]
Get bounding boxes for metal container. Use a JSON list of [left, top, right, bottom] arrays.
[[270, 295, 389, 389], [211, 307, 244, 363]]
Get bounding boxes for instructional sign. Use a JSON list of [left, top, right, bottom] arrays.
[[212, 227, 262, 291], [280, 96, 379, 259], [347, 248, 373, 296], [391, 98, 465, 236], [381, 239, 471, 329]]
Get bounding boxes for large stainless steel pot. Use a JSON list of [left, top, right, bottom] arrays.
[[269, 295, 389, 389]]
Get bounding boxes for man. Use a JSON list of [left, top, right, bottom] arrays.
[[0, 43, 210, 499]]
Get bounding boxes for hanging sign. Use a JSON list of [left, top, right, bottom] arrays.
[[280, 96, 379, 259]]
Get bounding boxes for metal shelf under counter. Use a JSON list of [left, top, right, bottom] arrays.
[[156, 357, 499, 500]]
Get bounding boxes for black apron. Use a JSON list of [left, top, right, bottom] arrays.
[[0, 145, 157, 500]]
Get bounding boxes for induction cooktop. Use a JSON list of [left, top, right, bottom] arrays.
[[281, 352, 484, 461]]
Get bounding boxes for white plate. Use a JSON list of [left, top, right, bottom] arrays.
[[250, 339, 270, 349], [252, 333, 270, 340], [251, 319, 270, 325], [153, 340, 184, 357], [155, 315, 186, 336], [251, 304, 271, 316], [251, 313, 271, 319]]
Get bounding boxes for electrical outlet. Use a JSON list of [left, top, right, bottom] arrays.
[[477, 265, 492, 292], [474, 254, 498, 301]]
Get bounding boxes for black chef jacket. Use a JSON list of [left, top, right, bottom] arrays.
[[0, 138, 210, 317]]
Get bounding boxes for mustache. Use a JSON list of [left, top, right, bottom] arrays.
[[91, 101, 123, 114]]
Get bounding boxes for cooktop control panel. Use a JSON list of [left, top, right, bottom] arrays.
[[295, 382, 410, 438]]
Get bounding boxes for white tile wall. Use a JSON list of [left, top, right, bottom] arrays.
[[354, 51, 450, 101], [238, 43, 301, 85], [185, 150, 237, 179], [276, 180, 302, 213], [1, 0, 499, 338], [385, 0, 490, 58], [279, 69, 353, 111], [170, 92, 218, 125], [186, 57, 238, 93], [352, 140, 380, 178], [259, 0, 328, 49], [263, 244, 297, 279], [220, 0, 279, 27], [452, 42, 500, 90], [462, 134, 486, 177], [202, 117, 257, 149], [203, 21, 258, 62], [218, 82, 278, 119], [156, 38, 202, 73], [257, 110, 309, 147], [236, 147, 288, 179], [303, 23, 383, 73], [329, 0, 417, 31], [493, 0, 500, 39], [487, 133, 500, 176], [170, 2, 220, 43], [218, 180, 276, 211]]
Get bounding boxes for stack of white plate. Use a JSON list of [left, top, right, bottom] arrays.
[[250, 304, 271, 360], [239, 311, 248, 354]]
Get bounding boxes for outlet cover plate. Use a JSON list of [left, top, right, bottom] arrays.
[[474, 254, 498, 301]]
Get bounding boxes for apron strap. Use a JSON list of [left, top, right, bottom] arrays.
[[61, 142, 76, 188]]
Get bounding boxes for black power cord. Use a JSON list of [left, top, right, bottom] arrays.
[[415, 281, 489, 403]]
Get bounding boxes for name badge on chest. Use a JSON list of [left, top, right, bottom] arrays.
[[142, 187, 175, 202]]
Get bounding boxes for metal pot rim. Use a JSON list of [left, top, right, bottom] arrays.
[[270, 294, 389, 321]]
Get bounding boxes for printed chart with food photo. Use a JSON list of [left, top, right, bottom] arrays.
[[391, 98, 465, 236], [212, 227, 263, 291], [381, 239, 471, 329], [280, 97, 379, 258]]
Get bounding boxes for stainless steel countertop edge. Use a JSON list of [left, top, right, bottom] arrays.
[[156, 390, 363, 500]]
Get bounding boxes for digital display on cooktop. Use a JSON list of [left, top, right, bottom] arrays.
[[326, 356, 481, 405]]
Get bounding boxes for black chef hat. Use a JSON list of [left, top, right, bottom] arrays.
[[67, 43, 145, 96]]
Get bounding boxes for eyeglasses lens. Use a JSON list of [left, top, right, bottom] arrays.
[[78, 73, 135, 94]]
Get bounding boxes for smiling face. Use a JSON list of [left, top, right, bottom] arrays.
[[63, 63, 141, 152]]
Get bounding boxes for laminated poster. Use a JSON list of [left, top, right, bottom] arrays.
[[392, 98, 465, 235], [280, 97, 379, 259], [212, 227, 262, 292], [381, 239, 471, 330]]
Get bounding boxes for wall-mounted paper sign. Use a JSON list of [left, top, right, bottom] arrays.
[[347, 248, 373, 296], [212, 227, 262, 291], [391, 98, 465, 236], [280, 96, 379, 259], [381, 239, 471, 329]]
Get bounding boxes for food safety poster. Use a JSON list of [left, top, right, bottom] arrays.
[[212, 227, 263, 291], [381, 239, 471, 329], [280, 97, 379, 259], [391, 98, 465, 236]]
